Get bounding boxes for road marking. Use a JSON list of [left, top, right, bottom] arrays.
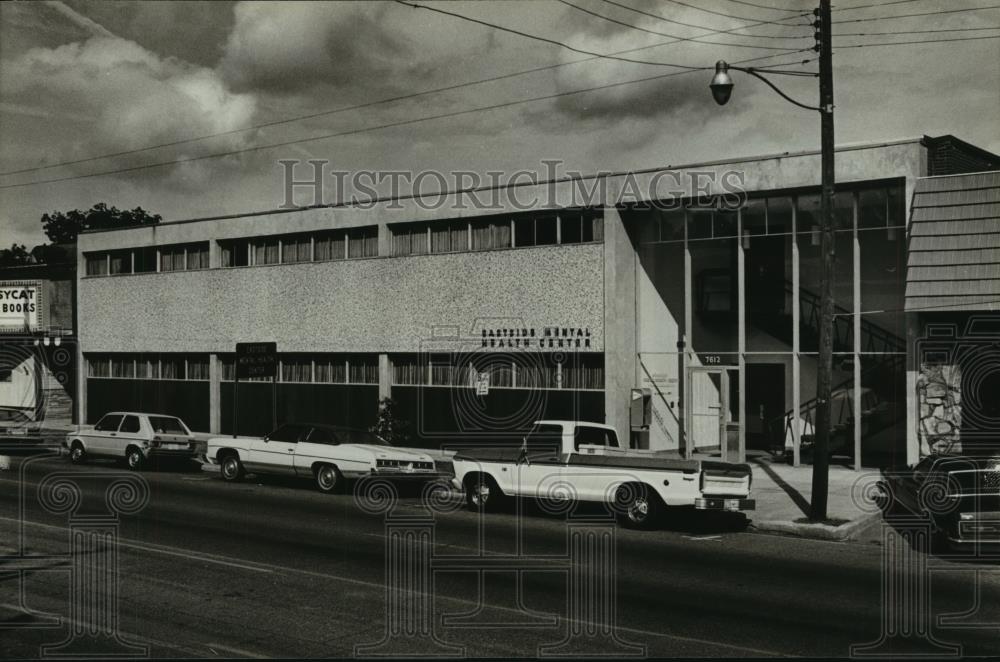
[[683, 534, 722, 541], [0, 515, 789, 657], [203, 641, 269, 658], [0, 516, 272, 574], [0, 601, 217, 658]]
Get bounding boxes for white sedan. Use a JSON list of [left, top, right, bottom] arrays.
[[206, 423, 443, 493]]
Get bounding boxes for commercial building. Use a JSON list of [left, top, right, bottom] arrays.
[[0, 252, 77, 430], [75, 135, 999, 465]]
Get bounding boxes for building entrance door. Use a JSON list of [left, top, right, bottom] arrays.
[[747, 363, 785, 451], [688, 367, 740, 461]]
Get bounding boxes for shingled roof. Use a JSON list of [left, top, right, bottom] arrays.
[[906, 170, 1000, 312]]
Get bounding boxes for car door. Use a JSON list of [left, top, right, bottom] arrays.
[[248, 423, 304, 476], [567, 425, 620, 501], [512, 424, 564, 498], [86, 414, 124, 456], [113, 414, 145, 459], [294, 425, 337, 477]]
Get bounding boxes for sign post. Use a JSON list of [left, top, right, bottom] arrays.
[[233, 342, 277, 437]]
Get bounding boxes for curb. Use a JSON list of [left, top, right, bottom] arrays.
[[750, 510, 881, 541]]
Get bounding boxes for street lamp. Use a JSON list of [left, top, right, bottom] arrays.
[[709, 0, 835, 522]]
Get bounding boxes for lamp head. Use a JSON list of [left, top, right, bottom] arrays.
[[710, 60, 734, 106]]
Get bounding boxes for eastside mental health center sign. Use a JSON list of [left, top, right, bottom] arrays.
[[235, 342, 277, 379]]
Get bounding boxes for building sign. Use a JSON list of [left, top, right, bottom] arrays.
[[475, 372, 490, 396], [0, 283, 39, 331], [235, 342, 277, 379], [480, 327, 592, 349]]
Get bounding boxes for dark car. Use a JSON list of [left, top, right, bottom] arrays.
[[877, 453, 1000, 548]]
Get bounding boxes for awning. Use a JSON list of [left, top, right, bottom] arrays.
[[905, 170, 1000, 313]]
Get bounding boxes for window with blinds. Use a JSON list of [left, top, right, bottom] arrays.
[[280, 356, 313, 382], [85, 254, 108, 276], [389, 209, 601, 257], [220, 239, 250, 267], [390, 353, 603, 390], [87, 356, 110, 377], [86, 354, 209, 380], [281, 235, 312, 264], [348, 227, 379, 258], [314, 231, 347, 261], [392, 223, 429, 256]]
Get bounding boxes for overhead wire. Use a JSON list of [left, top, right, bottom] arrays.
[[558, 0, 806, 49], [0, 52, 815, 190], [594, 0, 810, 38], [2, 2, 811, 178]]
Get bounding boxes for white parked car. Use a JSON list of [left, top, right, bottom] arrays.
[[451, 420, 755, 528], [206, 423, 443, 493], [64, 412, 199, 470]]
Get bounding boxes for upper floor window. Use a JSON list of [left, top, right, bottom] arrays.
[[391, 209, 603, 257], [219, 226, 378, 267], [84, 243, 208, 277]]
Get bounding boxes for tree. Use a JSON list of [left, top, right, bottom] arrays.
[[0, 244, 33, 267], [41, 203, 161, 244], [370, 397, 412, 445]]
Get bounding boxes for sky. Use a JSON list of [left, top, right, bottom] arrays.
[[1, 0, 998, 247]]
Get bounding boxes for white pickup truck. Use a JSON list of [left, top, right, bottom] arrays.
[[451, 420, 755, 528]]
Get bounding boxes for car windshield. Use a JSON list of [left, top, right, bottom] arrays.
[[337, 429, 390, 446], [148, 416, 188, 434]]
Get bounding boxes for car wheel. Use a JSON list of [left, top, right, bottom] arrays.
[[69, 442, 86, 465], [220, 453, 245, 482], [465, 474, 503, 513], [616, 484, 660, 529], [315, 464, 342, 494], [125, 446, 145, 471]]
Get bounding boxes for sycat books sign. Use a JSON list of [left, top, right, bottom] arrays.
[[0, 283, 39, 330]]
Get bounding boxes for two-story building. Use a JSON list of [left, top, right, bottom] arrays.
[[74, 135, 1000, 466]]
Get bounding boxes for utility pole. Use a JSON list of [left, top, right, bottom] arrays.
[[810, 0, 835, 521]]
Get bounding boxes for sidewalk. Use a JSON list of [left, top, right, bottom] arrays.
[[745, 452, 882, 541]]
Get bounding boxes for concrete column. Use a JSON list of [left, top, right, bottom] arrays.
[[208, 239, 219, 269], [792, 201, 801, 466], [737, 210, 746, 464], [853, 193, 862, 470], [377, 222, 392, 258], [209, 353, 220, 434], [602, 204, 636, 438], [75, 246, 86, 426], [379, 353, 391, 401]]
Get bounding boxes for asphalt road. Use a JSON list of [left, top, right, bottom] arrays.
[[1, 450, 999, 658]]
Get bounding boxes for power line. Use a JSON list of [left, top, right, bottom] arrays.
[[1, 4, 810, 178], [837, 34, 1000, 47], [834, 5, 1000, 24], [595, 0, 809, 38], [720, 0, 802, 12], [655, 0, 809, 25], [836, 26, 1000, 37], [836, 0, 931, 12], [558, 0, 803, 50], [394, 1, 703, 69], [0, 52, 814, 191]]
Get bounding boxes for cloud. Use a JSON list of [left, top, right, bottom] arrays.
[[0, 34, 256, 167], [218, 1, 414, 96]]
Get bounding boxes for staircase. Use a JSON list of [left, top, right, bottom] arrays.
[[760, 281, 906, 459]]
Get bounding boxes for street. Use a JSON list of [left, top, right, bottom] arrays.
[[0, 451, 997, 658]]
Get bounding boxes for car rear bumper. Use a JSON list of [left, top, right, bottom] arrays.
[[694, 497, 755, 511], [369, 470, 448, 481]]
